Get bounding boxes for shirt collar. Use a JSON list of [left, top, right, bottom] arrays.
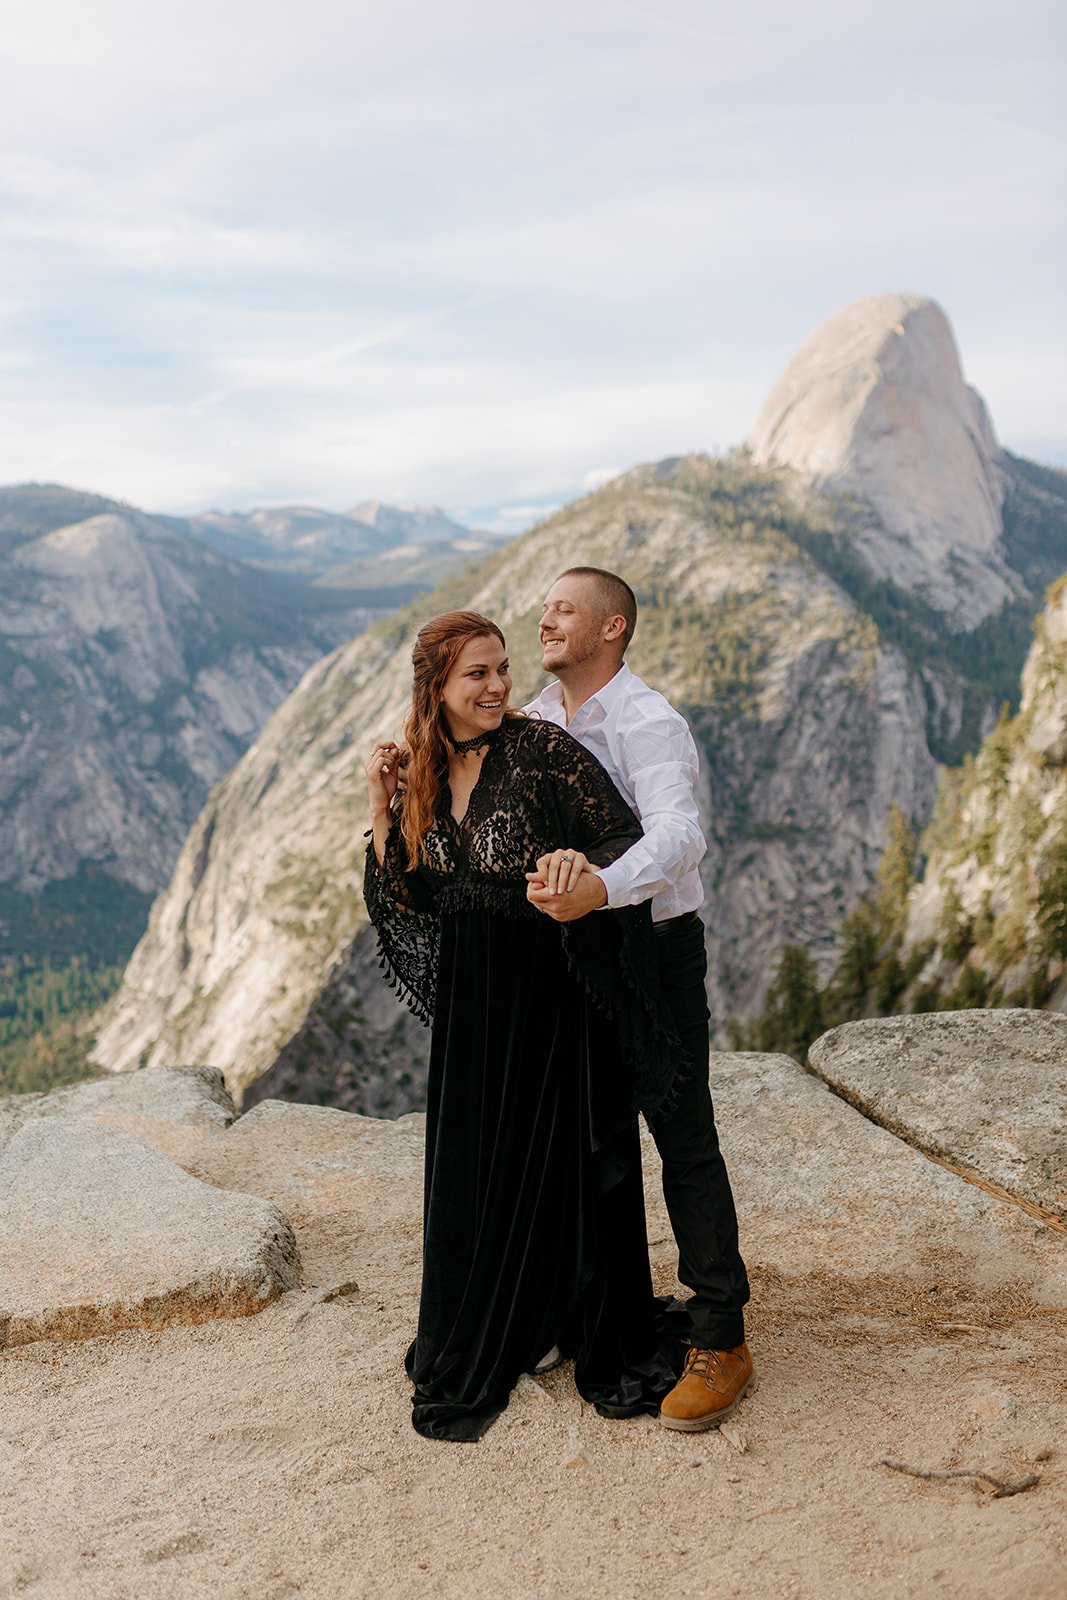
[[535, 679, 565, 710], [564, 661, 632, 727], [588, 661, 632, 709], [531, 661, 632, 722]]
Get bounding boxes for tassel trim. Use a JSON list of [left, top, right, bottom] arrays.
[[436, 878, 542, 919], [374, 939, 434, 1027]]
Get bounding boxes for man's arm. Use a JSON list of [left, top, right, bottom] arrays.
[[528, 717, 705, 922], [598, 719, 704, 905]]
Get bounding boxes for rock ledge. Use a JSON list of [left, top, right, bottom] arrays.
[[808, 1010, 1067, 1220], [0, 1114, 298, 1348]]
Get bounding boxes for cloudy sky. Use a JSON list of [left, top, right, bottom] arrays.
[[1, 0, 1063, 529]]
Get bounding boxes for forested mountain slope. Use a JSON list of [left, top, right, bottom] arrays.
[[90, 295, 1067, 1112]]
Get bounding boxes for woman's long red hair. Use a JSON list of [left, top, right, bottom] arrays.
[[400, 610, 510, 867]]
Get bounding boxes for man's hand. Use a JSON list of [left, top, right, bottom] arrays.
[[526, 868, 608, 922]]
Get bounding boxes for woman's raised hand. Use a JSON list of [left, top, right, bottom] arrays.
[[530, 848, 593, 895], [365, 741, 401, 816]]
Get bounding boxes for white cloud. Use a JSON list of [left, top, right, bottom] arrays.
[[487, 503, 564, 532], [0, 0, 1063, 512]]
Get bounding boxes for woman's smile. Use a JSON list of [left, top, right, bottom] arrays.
[[440, 634, 512, 744]]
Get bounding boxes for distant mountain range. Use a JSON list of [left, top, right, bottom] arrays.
[[164, 500, 507, 585], [0, 485, 505, 953], [90, 294, 1067, 1115]]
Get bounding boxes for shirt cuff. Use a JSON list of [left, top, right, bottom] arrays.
[[596, 861, 628, 909]]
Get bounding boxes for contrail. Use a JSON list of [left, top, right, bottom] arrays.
[[187, 295, 492, 413]]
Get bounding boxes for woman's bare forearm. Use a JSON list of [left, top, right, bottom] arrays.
[[371, 809, 393, 866]]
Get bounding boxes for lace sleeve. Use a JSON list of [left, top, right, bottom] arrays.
[[362, 822, 439, 1025], [534, 722, 684, 1122], [538, 722, 643, 865]]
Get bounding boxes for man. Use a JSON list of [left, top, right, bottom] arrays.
[[525, 566, 752, 1432]]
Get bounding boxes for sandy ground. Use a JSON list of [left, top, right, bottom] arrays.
[[2, 1058, 1065, 1600]]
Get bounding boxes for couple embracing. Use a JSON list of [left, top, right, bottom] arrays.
[[364, 567, 751, 1442]]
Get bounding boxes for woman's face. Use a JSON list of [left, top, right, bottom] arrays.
[[440, 634, 511, 745]]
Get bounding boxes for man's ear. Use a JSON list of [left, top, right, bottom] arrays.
[[603, 614, 626, 641]]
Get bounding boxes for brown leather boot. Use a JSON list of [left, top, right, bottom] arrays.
[[659, 1342, 753, 1431]]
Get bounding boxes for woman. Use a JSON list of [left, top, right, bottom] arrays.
[[364, 611, 682, 1441]]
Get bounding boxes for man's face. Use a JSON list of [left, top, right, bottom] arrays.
[[539, 576, 609, 675]]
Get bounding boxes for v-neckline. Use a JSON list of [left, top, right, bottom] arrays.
[[447, 741, 493, 827]]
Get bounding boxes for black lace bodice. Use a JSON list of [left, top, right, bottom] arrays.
[[363, 715, 681, 1117], [420, 717, 639, 882]]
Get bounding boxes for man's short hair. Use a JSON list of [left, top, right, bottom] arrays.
[[557, 566, 638, 652]]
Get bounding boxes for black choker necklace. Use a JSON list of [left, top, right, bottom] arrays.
[[448, 725, 502, 755]]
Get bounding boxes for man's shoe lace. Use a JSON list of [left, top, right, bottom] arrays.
[[683, 1347, 729, 1386]]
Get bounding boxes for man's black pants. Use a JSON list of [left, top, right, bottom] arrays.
[[649, 910, 749, 1350]]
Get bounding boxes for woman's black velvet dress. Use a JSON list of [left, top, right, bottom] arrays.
[[364, 716, 683, 1441]]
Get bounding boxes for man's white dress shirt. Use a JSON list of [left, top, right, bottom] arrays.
[[525, 662, 706, 923]]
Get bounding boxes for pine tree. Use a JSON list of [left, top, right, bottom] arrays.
[[825, 903, 879, 1022], [756, 944, 824, 1063], [874, 805, 919, 938], [1037, 827, 1067, 960], [940, 882, 974, 962]]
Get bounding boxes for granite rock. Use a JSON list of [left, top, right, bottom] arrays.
[[0, 1116, 298, 1347], [708, 1049, 1064, 1300], [807, 1011, 1067, 1219], [747, 293, 1016, 628], [0, 1064, 235, 1156], [169, 1054, 1066, 1314]]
